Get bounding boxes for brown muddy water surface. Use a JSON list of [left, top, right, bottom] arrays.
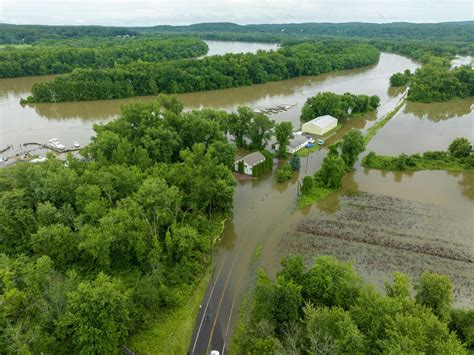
[[0, 43, 472, 345]]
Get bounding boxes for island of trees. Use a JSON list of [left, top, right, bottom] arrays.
[[301, 92, 380, 122], [234, 255, 472, 354], [363, 137, 474, 172], [0, 37, 209, 78], [389, 58, 474, 102], [22, 40, 380, 103]]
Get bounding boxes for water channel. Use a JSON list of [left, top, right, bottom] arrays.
[[0, 41, 472, 352]]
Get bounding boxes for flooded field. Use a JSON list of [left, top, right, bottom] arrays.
[[279, 192, 473, 307], [368, 98, 474, 155]]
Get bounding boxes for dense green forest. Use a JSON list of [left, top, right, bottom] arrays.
[[363, 137, 474, 172], [301, 92, 380, 122], [142, 21, 474, 42], [0, 37, 208, 78], [234, 255, 472, 354], [23, 40, 380, 103], [0, 24, 136, 44], [407, 58, 474, 102], [141, 21, 474, 61], [389, 57, 474, 103], [0, 96, 238, 353]]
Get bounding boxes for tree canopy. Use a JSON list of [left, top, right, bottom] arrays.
[[23, 40, 380, 103], [234, 255, 469, 354], [0, 37, 208, 78], [0, 96, 237, 352], [406, 58, 474, 102], [301, 92, 380, 122]]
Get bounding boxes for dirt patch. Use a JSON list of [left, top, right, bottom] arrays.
[[278, 192, 473, 307]]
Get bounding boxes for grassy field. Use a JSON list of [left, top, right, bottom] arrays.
[[129, 270, 211, 354], [362, 152, 473, 172], [296, 124, 342, 158], [299, 186, 335, 208], [296, 144, 320, 157]]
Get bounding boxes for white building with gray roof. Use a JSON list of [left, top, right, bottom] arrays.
[[234, 151, 266, 175]]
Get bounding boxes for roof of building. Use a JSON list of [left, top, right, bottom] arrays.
[[288, 135, 309, 149], [303, 115, 338, 129], [239, 151, 265, 166]]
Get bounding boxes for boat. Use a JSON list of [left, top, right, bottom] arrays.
[[73, 141, 80, 148], [317, 139, 325, 145]]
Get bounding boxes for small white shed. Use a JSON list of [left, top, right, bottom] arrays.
[[302, 115, 338, 136], [234, 151, 266, 175]]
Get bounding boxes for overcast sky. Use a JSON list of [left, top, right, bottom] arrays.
[[1, 0, 473, 26]]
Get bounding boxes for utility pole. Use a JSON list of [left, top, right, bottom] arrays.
[[305, 145, 310, 173]]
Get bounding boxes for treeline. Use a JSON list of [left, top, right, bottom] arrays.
[[363, 137, 474, 171], [0, 23, 136, 44], [144, 21, 474, 42], [406, 58, 474, 102], [234, 255, 471, 353], [390, 69, 413, 86], [301, 92, 380, 122], [143, 21, 474, 61], [23, 41, 380, 103], [0, 37, 208, 78], [0, 96, 238, 353]]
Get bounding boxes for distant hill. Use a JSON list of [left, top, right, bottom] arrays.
[[142, 21, 474, 42]]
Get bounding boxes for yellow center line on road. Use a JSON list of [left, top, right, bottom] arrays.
[[206, 236, 247, 353], [191, 247, 229, 353], [221, 260, 247, 354]]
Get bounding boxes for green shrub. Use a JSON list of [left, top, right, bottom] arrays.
[[276, 165, 293, 182], [449, 137, 472, 158], [289, 155, 301, 171], [300, 176, 314, 195]]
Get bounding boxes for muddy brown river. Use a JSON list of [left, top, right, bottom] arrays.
[[0, 42, 472, 350]]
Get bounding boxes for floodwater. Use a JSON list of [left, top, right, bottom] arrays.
[[204, 40, 278, 56], [451, 55, 473, 68], [0, 42, 472, 351], [368, 98, 474, 155], [1, 51, 415, 148]]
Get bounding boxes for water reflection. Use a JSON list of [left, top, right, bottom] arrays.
[[367, 99, 473, 155], [451, 171, 474, 201], [387, 86, 406, 98], [221, 220, 237, 252], [403, 98, 474, 122], [0, 75, 54, 96]]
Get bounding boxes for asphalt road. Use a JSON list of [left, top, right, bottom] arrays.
[[189, 241, 246, 355]]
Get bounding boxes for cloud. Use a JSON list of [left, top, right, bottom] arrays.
[[1, 0, 472, 26]]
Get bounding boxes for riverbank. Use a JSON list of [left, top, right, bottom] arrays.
[[362, 152, 473, 172]]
